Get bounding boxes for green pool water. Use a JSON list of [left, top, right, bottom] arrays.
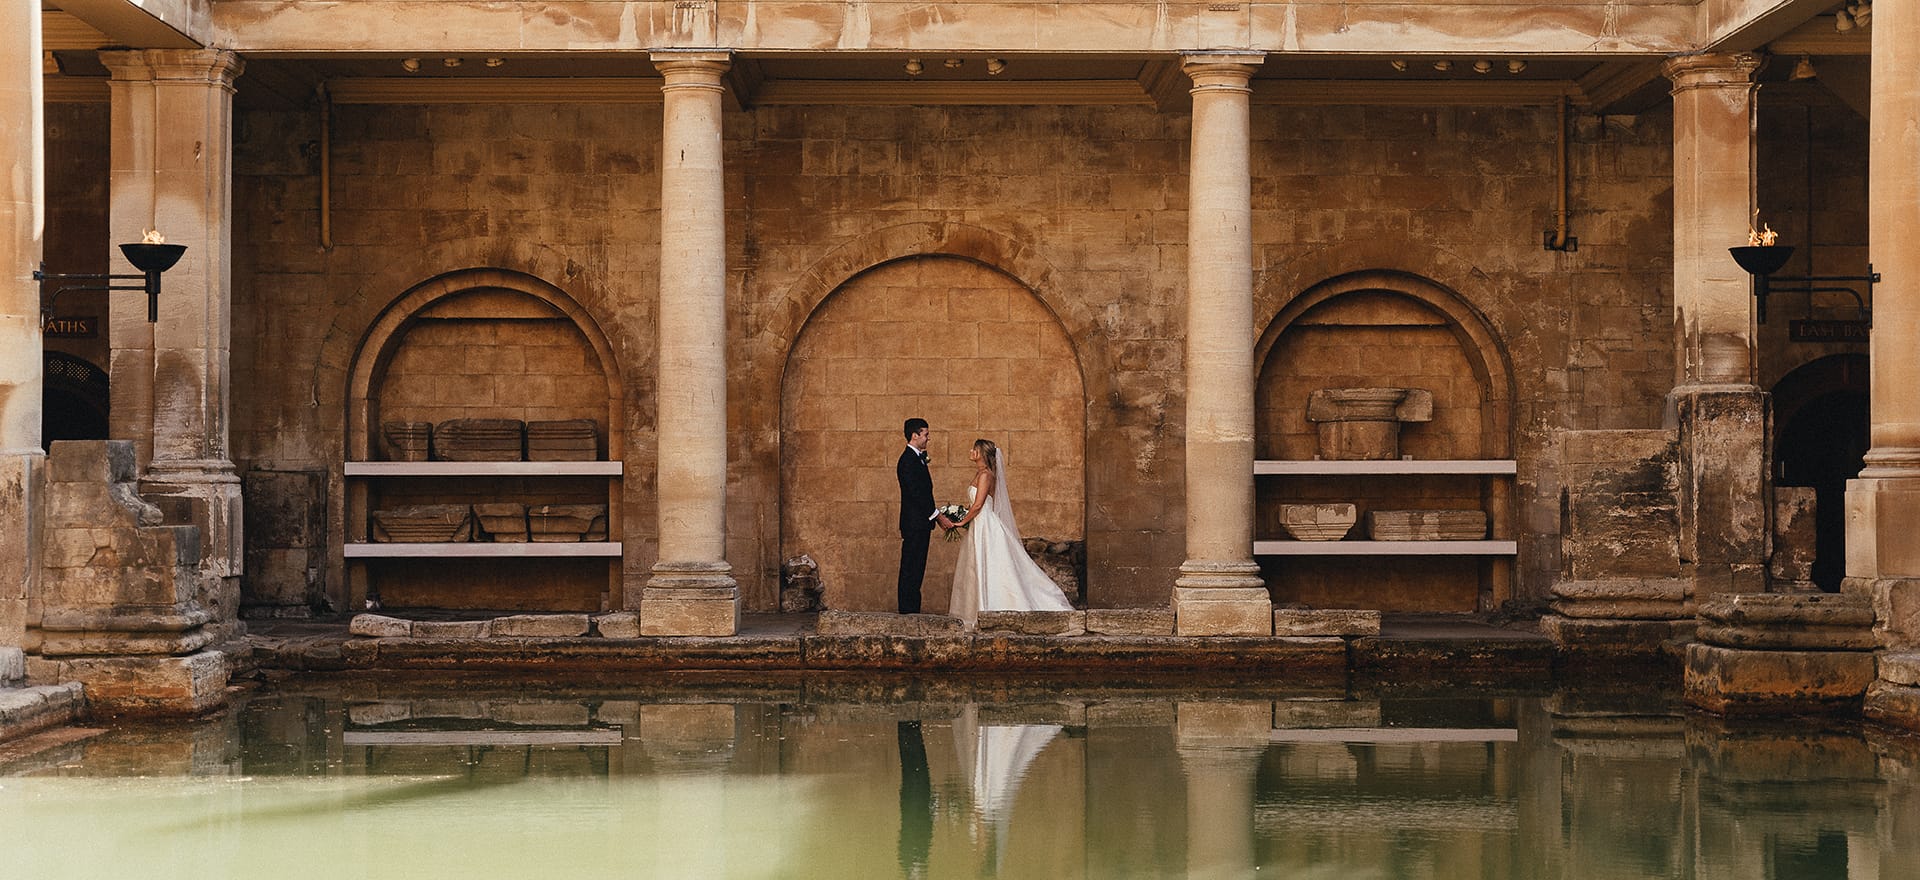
[[3, 677, 1915, 879]]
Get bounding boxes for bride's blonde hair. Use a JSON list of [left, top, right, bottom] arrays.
[[973, 438, 998, 471]]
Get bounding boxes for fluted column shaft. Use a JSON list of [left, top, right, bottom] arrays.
[[0, 2, 45, 670], [1662, 54, 1770, 598], [100, 49, 246, 585], [1174, 53, 1269, 636], [644, 51, 738, 636]]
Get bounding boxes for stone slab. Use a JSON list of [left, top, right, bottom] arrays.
[[349, 614, 413, 638], [1551, 578, 1689, 602], [1272, 608, 1381, 637], [1548, 599, 1694, 620], [1367, 509, 1487, 541], [976, 610, 1085, 636], [1877, 652, 1920, 687], [412, 620, 493, 639], [0, 683, 86, 743], [1684, 643, 1875, 714], [1084, 608, 1173, 636], [1695, 624, 1877, 651], [1542, 615, 1695, 652], [492, 614, 591, 638], [816, 610, 965, 637], [593, 611, 641, 638]]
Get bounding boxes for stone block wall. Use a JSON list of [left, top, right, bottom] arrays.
[[1558, 430, 1682, 582], [223, 97, 1675, 614]]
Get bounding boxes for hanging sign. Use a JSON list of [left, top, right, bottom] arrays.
[[42, 315, 99, 339], [1788, 319, 1869, 343]]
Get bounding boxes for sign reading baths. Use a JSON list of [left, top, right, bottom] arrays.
[[1789, 319, 1869, 343], [42, 315, 98, 339]]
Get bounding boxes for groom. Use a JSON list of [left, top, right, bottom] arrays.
[[896, 418, 936, 614]]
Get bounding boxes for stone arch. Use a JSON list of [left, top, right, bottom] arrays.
[[343, 267, 624, 460], [1256, 269, 1515, 459], [778, 246, 1090, 612], [1254, 269, 1516, 612]]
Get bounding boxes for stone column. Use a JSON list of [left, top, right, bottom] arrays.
[[1175, 53, 1270, 636], [99, 50, 245, 628], [1662, 54, 1770, 599], [1859, 0, 1920, 730], [0, 3, 44, 684], [643, 51, 738, 636]]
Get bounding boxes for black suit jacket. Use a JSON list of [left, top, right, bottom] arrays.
[[898, 447, 936, 535]]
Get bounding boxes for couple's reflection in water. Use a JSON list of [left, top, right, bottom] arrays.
[[899, 710, 1064, 879]]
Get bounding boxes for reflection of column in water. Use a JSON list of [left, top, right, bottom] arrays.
[[1176, 702, 1269, 880], [897, 720, 932, 878]]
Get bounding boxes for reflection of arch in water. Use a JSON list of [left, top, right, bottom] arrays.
[[43, 351, 110, 448], [1772, 355, 1868, 592]]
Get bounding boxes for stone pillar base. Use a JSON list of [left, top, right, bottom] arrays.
[[1174, 587, 1272, 636], [1542, 615, 1695, 653], [641, 562, 739, 636], [27, 649, 229, 716], [139, 460, 244, 581], [1683, 642, 1875, 715]]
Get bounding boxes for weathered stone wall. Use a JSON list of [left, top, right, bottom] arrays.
[[222, 98, 1675, 614], [781, 256, 1084, 612]]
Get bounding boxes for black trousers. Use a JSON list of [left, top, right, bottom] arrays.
[[897, 532, 930, 613]]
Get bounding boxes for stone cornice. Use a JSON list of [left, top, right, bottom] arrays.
[[209, 2, 1701, 56], [327, 78, 668, 104], [1253, 80, 1582, 107], [42, 76, 110, 104]]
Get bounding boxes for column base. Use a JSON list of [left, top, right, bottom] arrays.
[[1682, 642, 1875, 715], [27, 649, 230, 716], [140, 457, 243, 580], [1173, 564, 1272, 636], [642, 561, 739, 636]]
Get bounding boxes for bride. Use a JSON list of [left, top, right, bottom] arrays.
[[939, 439, 1074, 628]]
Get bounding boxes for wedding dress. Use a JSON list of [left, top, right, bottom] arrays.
[[949, 448, 1073, 628]]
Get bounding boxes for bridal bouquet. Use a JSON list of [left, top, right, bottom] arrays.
[[936, 504, 968, 541]]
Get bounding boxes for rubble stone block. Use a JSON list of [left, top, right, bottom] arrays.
[[379, 422, 432, 462], [349, 614, 414, 638], [491, 613, 590, 638], [48, 651, 230, 716], [433, 418, 525, 462], [1684, 642, 1875, 714], [473, 503, 529, 542], [371, 505, 472, 543]]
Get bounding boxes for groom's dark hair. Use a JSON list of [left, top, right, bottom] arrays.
[[903, 418, 928, 439]]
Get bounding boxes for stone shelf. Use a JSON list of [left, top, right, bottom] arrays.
[[1253, 540, 1517, 556], [345, 542, 623, 558], [343, 730, 623, 746], [345, 461, 622, 476], [1254, 459, 1516, 475]]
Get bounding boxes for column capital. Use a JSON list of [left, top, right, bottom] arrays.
[[99, 49, 244, 89], [651, 50, 731, 75], [1661, 52, 1759, 91], [1181, 52, 1265, 91]]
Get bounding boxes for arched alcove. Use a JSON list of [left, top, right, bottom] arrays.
[[1254, 270, 1515, 612], [1773, 354, 1868, 592], [343, 268, 625, 612], [42, 351, 109, 448], [780, 255, 1086, 612]]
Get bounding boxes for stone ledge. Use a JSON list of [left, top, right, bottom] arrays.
[[0, 683, 87, 743], [1543, 616, 1695, 652], [30, 652, 228, 717], [1683, 643, 1875, 715], [1273, 608, 1380, 637], [815, 610, 965, 637], [1697, 592, 1874, 628], [977, 610, 1085, 636], [1085, 608, 1173, 635], [1695, 624, 1877, 651]]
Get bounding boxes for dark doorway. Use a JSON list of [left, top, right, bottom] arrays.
[[42, 352, 109, 448], [1773, 355, 1869, 592]]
